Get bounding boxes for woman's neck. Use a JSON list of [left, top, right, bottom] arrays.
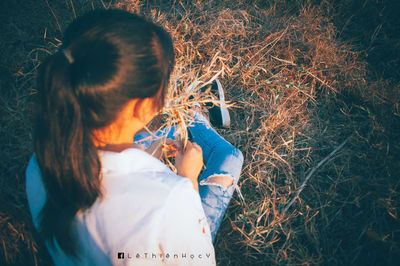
[[91, 118, 144, 153], [95, 143, 134, 153], [90, 98, 156, 152]]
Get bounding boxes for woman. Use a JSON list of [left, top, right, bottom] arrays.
[[26, 9, 243, 265]]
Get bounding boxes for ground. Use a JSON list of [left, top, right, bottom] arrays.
[[1, 0, 399, 265]]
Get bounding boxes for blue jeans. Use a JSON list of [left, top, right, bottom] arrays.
[[134, 113, 244, 242]]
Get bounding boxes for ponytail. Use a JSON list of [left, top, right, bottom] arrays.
[[34, 50, 102, 258]]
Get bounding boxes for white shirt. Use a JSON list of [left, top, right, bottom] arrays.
[[26, 148, 216, 265]]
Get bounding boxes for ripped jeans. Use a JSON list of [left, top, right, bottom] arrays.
[[134, 112, 244, 242]]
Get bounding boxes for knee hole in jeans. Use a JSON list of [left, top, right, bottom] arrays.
[[200, 175, 234, 190]]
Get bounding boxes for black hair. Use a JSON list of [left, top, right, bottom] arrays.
[[34, 9, 175, 258]]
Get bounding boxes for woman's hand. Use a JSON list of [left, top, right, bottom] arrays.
[[145, 139, 176, 160], [175, 140, 203, 192]]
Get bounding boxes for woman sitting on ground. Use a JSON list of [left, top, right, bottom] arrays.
[[26, 9, 243, 265]]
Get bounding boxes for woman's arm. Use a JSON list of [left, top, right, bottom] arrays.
[[141, 138, 203, 192], [175, 141, 203, 193]]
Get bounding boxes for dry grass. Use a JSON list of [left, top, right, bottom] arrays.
[[1, 0, 399, 265]]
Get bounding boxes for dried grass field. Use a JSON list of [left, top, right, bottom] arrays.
[[1, 0, 400, 265]]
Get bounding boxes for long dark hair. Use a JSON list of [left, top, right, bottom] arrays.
[[34, 9, 174, 258]]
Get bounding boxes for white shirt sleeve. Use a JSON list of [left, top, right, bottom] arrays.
[[155, 178, 216, 265]]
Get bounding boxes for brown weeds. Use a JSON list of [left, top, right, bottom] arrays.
[[1, 0, 399, 265]]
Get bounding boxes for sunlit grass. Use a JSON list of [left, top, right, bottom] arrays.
[[1, 0, 399, 265]]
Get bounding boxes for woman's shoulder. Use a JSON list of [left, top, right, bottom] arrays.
[[25, 149, 194, 218], [98, 147, 192, 196], [98, 147, 172, 175], [87, 147, 199, 224]]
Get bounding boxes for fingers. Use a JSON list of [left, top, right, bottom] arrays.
[[161, 139, 202, 157], [174, 139, 204, 181], [191, 142, 201, 149], [190, 141, 202, 151], [172, 139, 183, 153], [164, 139, 176, 146], [182, 140, 201, 153]]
